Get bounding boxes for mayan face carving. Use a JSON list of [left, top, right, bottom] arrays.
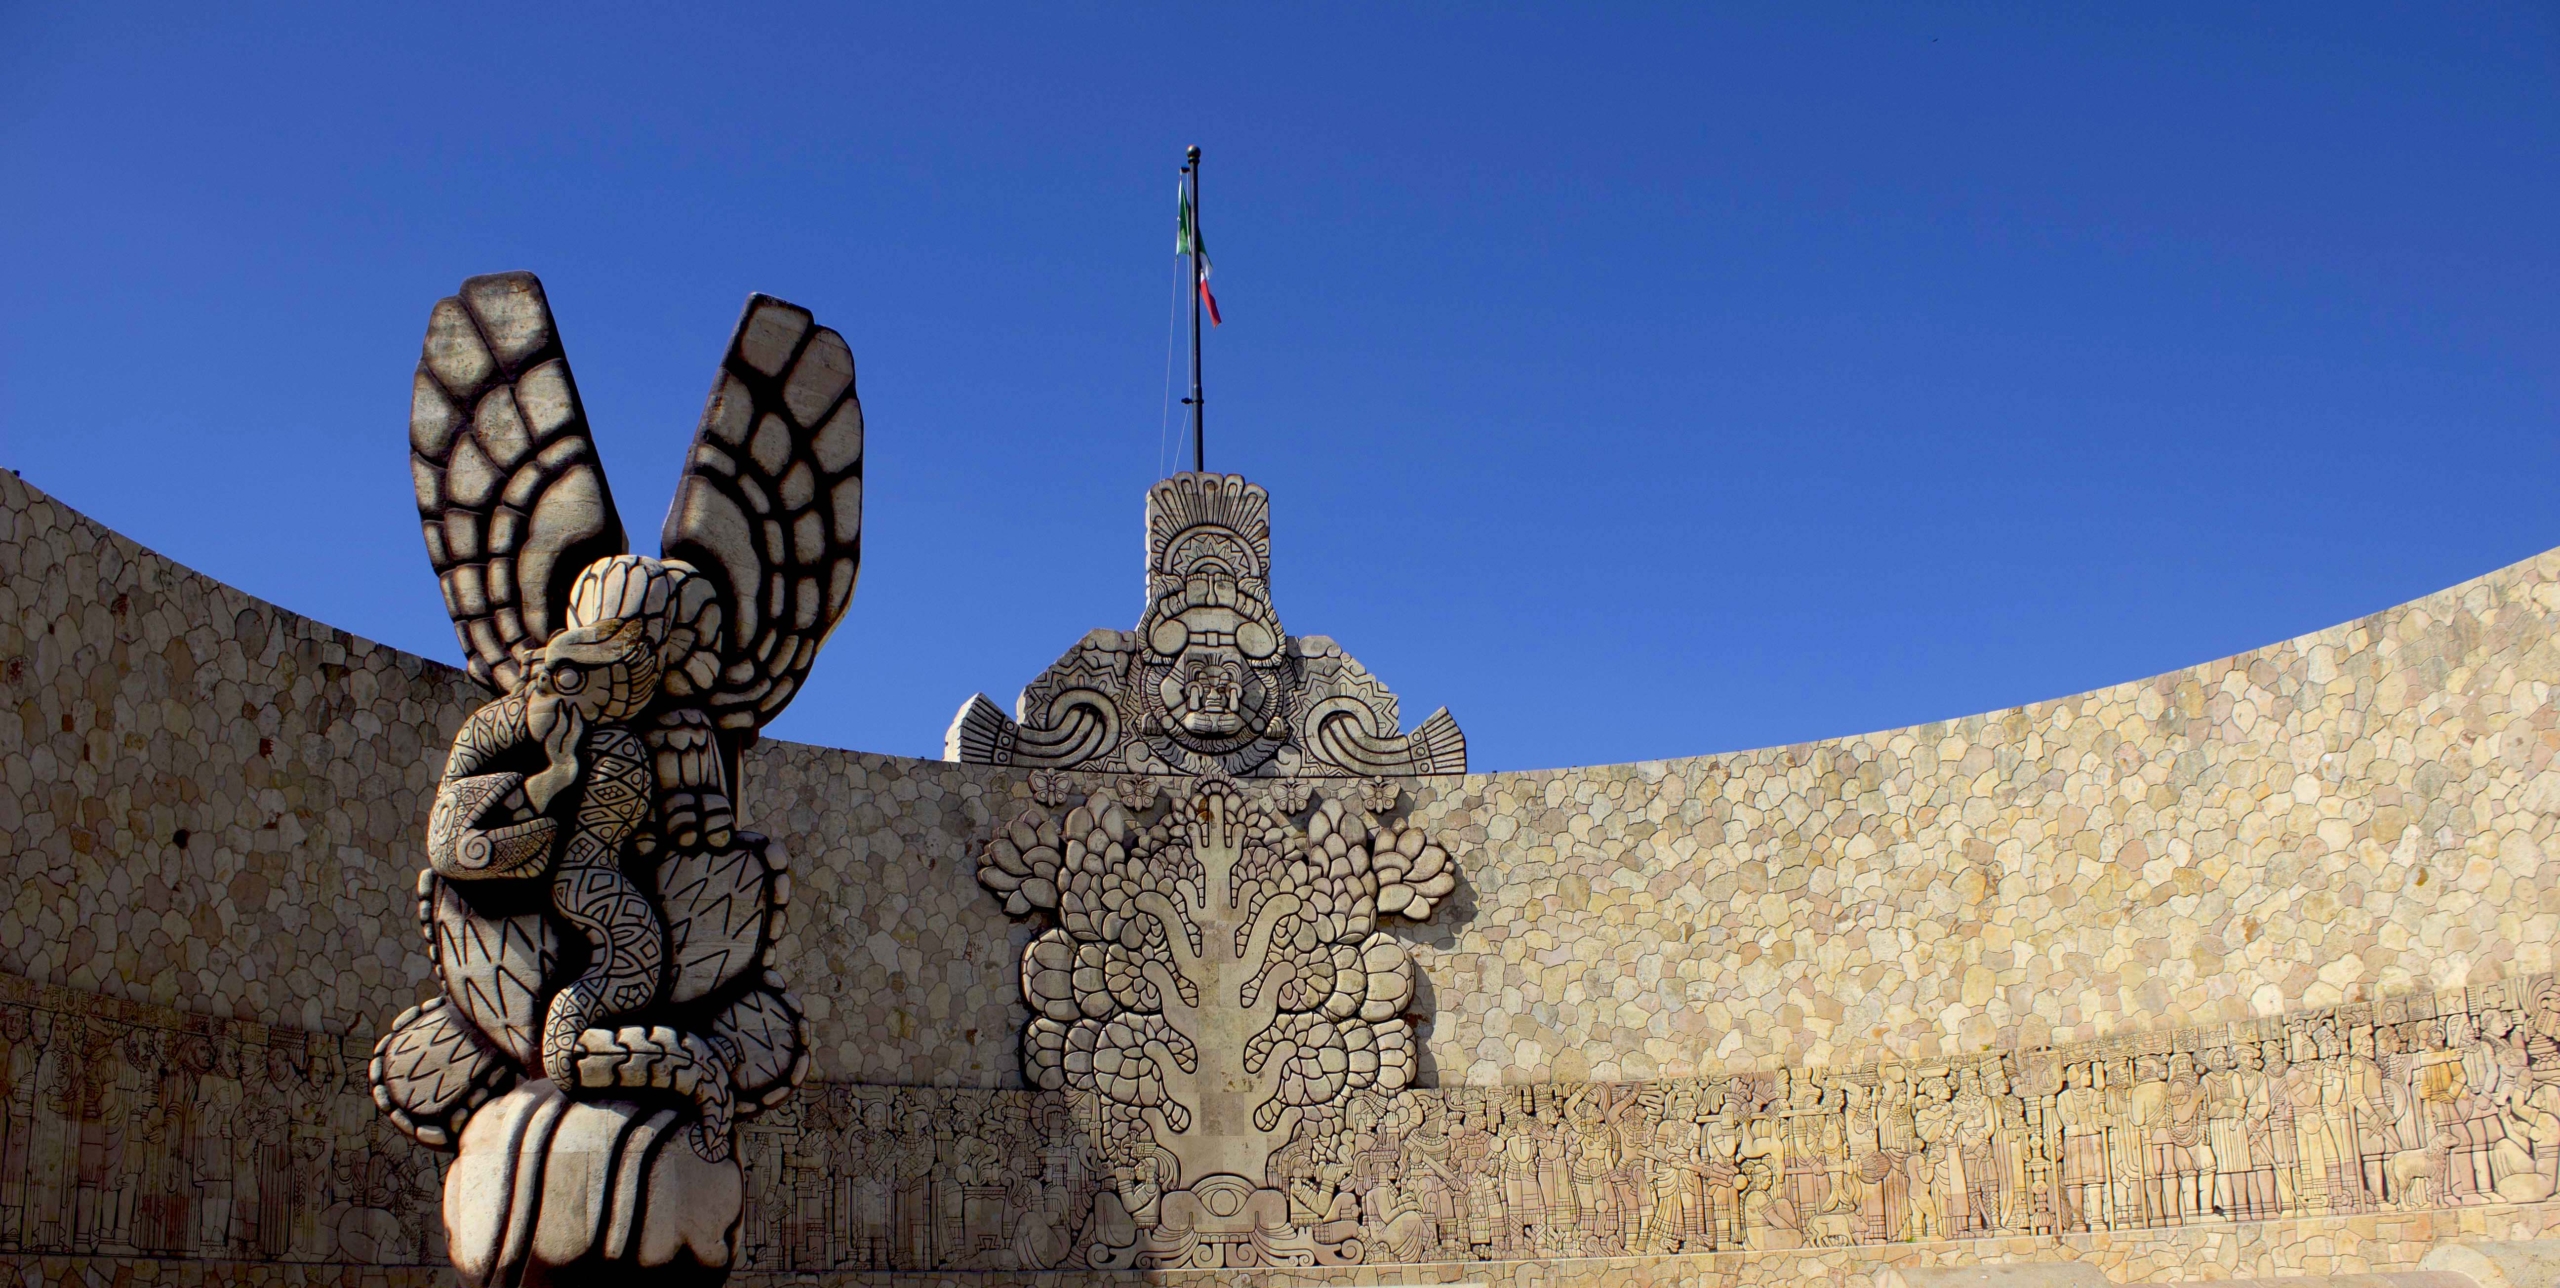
[[369, 271, 863, 1287], [1140, 491, 1284, 753], [946, 472, 1467, 778], [977, 775, 1456, 1269]]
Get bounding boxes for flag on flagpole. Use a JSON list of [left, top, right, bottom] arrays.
[[1178, 181, 1222, 325]]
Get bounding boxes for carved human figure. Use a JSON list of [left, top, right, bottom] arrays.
[[1734, 1107, 1794, 1250], [1395, 1097, 1456, 1254], [2529, 987, 2560, 1069], [2155, 1051, 2206, 1223], [1908, 1075, 1958, 1239], [2201, 1046, 2257, 1219], [1981, 1062, 2031, 1232], [0, 1005, 35, 1249], [128, 1031, 188, 1255], [1500, 1098, 1542, 1251], [891, 1101, 942, 1267], [369, 272, 863, 1285], [65, 1020, 131, 1251], [1357, 1165, 1430, 1262], [845, 1096, 892, 1269], [1445, 1094, 1500, 1257], [2489, 1065, 2560, 1202], [1640, 1110, 1705, 1252], [2054, 1061, 2106, 1232], [1566, 1091, 1623, 1253], [1533, 1095, 1576, 1250]]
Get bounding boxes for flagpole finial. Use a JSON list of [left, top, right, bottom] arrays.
[[1186, 145, 1200, 163]]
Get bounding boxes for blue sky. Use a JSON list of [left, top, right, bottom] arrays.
[[2, 4, 2554, 770]]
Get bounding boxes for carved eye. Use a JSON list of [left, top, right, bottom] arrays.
[[551, 665, 586, 694]]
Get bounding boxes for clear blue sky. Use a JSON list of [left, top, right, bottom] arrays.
[[3, 4, 2554, 771]]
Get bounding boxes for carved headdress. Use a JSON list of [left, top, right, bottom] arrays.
[[947, 472, 1463, 778]]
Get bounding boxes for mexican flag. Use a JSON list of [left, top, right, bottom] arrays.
[[1178, 183, 1222, 325]]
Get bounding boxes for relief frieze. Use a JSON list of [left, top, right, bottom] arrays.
[[0, 966, 2555, 1274]]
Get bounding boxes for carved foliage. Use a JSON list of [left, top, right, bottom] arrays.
[[976, 777, 1457, 1267]]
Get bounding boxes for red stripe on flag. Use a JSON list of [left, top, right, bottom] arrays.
[[1199, 276, 1222, 326]]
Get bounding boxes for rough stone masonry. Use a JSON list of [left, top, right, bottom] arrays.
[[4, 299, 2560, 1279]]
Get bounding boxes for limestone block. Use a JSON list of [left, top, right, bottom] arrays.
[[1879, 1266, 2111, 1288], [2422, 1240, 2560, 1288]]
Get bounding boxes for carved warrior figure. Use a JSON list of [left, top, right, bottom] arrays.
[[369, 272, 864, 1285], [947, 473, 1466, 778]]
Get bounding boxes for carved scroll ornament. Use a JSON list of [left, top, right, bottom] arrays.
[[946, 472, 1466, 779]]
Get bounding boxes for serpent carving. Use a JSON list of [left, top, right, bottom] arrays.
[[369, 271, 864, 1284]]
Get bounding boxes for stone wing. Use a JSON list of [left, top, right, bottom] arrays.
[[658, 294, 863, 732], [409, 271, 629, 694]]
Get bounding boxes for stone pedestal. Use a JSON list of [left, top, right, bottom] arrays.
[[445, 1081, 742, 1287]]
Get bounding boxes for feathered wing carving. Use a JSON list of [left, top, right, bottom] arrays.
[[385, 274, 859, 1285], [409, 272, 630, 694], [659, 294, 864, 732]]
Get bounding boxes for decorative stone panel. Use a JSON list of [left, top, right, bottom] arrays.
[[945, 473, 1466, 779]]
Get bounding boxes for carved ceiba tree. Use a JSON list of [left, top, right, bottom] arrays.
[[979, 776, 1456, 1268], [368, 272, 863, 1286]]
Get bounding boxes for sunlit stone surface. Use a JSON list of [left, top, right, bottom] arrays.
[[6, 332, 2560, 1279]]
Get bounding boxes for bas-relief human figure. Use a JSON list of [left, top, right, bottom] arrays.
[[367, 272, 864, 1285], [1, 977, 2557, 1275]]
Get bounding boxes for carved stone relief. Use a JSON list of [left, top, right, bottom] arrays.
[[945, 473, 1466, 778], [0, 976, 445, 1269], [7, 965, 2560, 1276], [371, 272, 865, 1286], [718, 972, 2560, 1274], [974, 777, 1457, 1268]]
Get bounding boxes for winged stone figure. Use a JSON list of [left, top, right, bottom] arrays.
[[367, 271, 862, 1286]]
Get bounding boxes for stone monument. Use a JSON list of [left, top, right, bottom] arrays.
[[12, 263, 2560, 1285], [957, 473, 1464, 1268], [946, 472, 1466, 780], [367, 272, 864, 1285]]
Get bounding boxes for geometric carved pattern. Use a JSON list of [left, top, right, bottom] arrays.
[[367, 996, 512, 1151], [946, 472, 1466, 778], [713, 981, 813, 1113], [661, 305, 865, 733], [408, 272, 626, 697], [661, 836, 787, 1006], [375, 271, 858, 1286], [426, 877, 555, 1068]]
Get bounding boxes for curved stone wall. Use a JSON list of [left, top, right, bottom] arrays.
[[8, 466, 2560, 1283], [1393, 545, 2560, 1083], [15, 465, 2554, 1093], [773, 532, 2560, 1094]]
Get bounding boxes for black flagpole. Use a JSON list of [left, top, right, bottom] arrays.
[[1186, 145, 1204, 473]]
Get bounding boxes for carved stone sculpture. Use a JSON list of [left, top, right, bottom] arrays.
[[946, 472, 1466, 778], [977, 776, 1456, 1268], [368, 271, 863, 1286]]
